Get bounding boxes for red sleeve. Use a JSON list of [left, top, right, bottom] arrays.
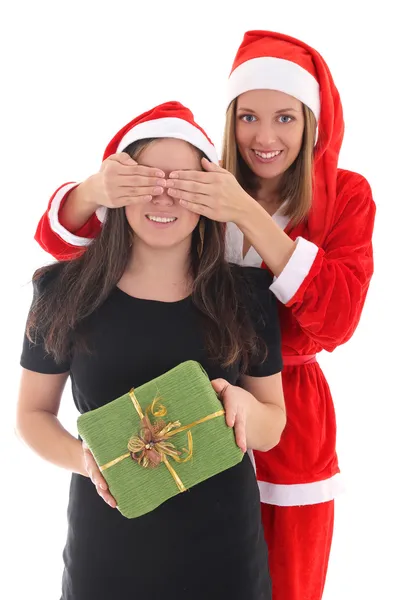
[[285, 172, 376, 352], [34, 183, 102, 260]]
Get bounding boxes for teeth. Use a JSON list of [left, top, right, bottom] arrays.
[[147, 216, 177, 223], [254, 150, 281, 159]]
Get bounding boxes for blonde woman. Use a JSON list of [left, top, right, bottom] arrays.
[[30, 31, 375, 600]]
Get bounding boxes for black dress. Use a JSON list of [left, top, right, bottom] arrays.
[[21, 267, 282, 600]]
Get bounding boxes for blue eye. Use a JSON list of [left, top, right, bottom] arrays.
[[278, 115, 293, 124], [240, 114, 257, 123]]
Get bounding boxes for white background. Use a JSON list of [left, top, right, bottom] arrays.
[[1, 1, 398, 598]]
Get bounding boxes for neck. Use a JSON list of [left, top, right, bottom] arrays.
[[253, 175, 284, 216], [119, 237, 193, 302]]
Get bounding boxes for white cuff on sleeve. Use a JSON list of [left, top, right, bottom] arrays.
[[269, 237, 319, 304], [48, 183, 94, 247]]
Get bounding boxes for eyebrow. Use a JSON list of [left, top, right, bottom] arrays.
[[237, 107, 300, 114]]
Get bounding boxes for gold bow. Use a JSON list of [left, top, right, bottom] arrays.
[[100, 388, 225, 493]]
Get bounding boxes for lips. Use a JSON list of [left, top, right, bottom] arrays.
[[146, 215, 177, 223], [253, 149, 282, 159], [145, 213, 178, 228], [251, 149, 284, 165]]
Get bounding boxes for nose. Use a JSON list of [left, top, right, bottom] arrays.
[[151, 190, 174, 206], [254, 122, 277, 147]]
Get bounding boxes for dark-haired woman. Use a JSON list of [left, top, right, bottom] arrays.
[[16, 101, 285, 600]]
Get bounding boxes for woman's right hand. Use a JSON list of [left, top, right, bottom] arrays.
[[85, 152, 167, 209], [82, 442, 117, 508]]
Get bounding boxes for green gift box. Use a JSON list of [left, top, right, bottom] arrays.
[[77, 360, 244, 518]]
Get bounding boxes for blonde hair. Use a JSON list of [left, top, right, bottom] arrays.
[[221, 99, 317, 227]]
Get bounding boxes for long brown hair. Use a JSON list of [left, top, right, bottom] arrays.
[[221, 99, 317, 226], [27, 138, 265, 371]]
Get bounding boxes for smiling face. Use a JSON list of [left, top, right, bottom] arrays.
[[235, 89, 305, 184], [125, 138, 201, 250]]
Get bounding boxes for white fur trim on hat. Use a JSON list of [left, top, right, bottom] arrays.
[[227, 57, 320, 120], [116, 117, 219, 163]]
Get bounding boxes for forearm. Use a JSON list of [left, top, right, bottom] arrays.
[[58, 176, 99, 233], [246, 398, 286, 452], [238, 202, 296, 277], [16, 410, 87, 476]]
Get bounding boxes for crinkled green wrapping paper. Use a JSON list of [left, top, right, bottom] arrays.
[[77, 361, 244, 518]]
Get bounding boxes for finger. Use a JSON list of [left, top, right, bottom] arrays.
[[211, 378, 230, 395], [97, 486, 117, 508], [117, 165, 166, 178], [167, 188, 211, 206], [233, 409, 247, 452], [105, 194, 154, 209], [83, 449, 108, 491], [118, 184, 165, 197], [201, 157, 226, 173], [105, 156, 165, 178], [178, 199, 212, 217], [168, 170, 215, 182], [224, 399, 237, 429], [118, 175, 167, 189], [107, 152, 138, 166], [86, 464, 108, 490], [166, 179, 209, 194]]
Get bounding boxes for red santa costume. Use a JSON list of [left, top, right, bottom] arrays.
[[34, 31, 375, 600]]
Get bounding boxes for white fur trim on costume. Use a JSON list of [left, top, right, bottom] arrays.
[[225, 207, 290, 267], [258, 473, 344, 506], [116, 117, 219, 163], [269, 236, 319, 304], [95, 205, 107, 224], [227, 57, 320, 120], [48, 183, 93, 247]]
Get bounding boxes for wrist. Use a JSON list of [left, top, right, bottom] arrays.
[[236, 197, 267, 231], [79, 175, 101, 212], [75, 440, 89, 477]]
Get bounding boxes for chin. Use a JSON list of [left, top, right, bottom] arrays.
[[252, 164, 287, 180]]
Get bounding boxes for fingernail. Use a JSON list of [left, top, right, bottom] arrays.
[[100, 483, 107, 490], [156, 179, 166, 186], [169, 172, 178, 179], [156, 170, 164, 177], [144, 195, 152, 201], [153, 186, 163, 194]]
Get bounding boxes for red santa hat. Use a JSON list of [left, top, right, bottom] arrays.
[[227, 31, 321, 120], [227, 30, 345, 246], [103, 101, 218, 163]]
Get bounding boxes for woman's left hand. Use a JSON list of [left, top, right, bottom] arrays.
[[166, 157, 255, 225], [211, 378, 251, 453]]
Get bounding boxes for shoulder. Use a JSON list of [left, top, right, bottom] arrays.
[[336, 168, 374, 201], [31, 262, 65, 296], [229, 264, 276, 319], [230, 264, 274, 290], [335, 169, 376, 221]]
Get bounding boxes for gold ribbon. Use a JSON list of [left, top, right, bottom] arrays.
[[100, 388, 225, 493]]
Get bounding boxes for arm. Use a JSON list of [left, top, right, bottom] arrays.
[[241, 373, 286, 451], [16, 368, 117, 507], [34, 181, 102, 260], [18, 273, 117, 506], [211, 267, 286, 452], [34, 153, 166, 260], [242, 173, 376, 351], [16, 369, 86, 474], [166, 163, 374, 350]]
